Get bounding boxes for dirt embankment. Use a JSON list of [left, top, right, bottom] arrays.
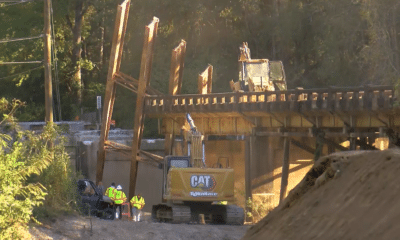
[[30, 213, 250, 240], [243, 149, 400, 240]]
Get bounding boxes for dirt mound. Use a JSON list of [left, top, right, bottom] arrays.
[[243, 149, 400, 240]]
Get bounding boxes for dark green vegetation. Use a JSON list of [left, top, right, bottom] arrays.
[[0, 99, 77, 239], [1, 0, 399, 133]]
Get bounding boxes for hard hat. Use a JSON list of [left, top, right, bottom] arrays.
[[116, 185, 122, 190]]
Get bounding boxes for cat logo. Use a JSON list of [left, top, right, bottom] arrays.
[[190, 175, 216, 191]]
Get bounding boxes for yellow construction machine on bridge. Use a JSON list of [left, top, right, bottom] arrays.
[[231, 42, 287, 93]]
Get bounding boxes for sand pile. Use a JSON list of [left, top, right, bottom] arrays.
[[243, 149, 400, 240]]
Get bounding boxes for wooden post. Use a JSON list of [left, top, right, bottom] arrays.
[[44, 0, 53, 123], [129, 17, 159, 199], [245, 136, 251, 202], [96, 0, 130, 184], [349, 116, 357, 150], [279, 136, 290, 203], [168, 40, 186, 96], [198, 65, 213, 94], [245, 134, 254, 222], [116, 1, 131, 73], [165, 40, 186, 156]]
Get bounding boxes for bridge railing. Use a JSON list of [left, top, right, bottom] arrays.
[[144, 86, 394, 115]]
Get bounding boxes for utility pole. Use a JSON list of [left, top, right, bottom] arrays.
[[44, 0, 53, 123]]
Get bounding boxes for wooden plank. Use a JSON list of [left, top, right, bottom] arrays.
[[114, 75, 138, 93], [117, 72, 163, 95], [129, 17, 159, 199], [96, 1, 129, 184]]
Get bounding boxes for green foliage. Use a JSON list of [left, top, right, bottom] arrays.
[[0, 103, 49, 239], [0, 100, 76, 239], [31, 127, 77, 211]]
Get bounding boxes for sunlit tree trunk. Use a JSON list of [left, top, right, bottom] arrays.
[[99, 0, 105, 70], [71, 0, 84, 110]]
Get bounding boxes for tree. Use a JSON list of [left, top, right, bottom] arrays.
[[0, 98, 76, 239], [64, 0, 97, 111], [0, 99, 49, 239]]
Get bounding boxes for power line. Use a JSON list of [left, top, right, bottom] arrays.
[[0, 34, 44, 43], [0, 61, 43, 65], [1, 0, 41, 7], [0, 65, 43, 80]]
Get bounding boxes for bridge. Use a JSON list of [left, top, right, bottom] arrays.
[[145, 85, 395, 136], [144, 85, 398, 206], [97, 1, 400, 213]]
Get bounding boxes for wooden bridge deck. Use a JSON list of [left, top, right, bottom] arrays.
[[144, 86, 398, 136]]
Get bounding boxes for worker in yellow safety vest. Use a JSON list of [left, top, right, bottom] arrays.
[[105, 182, 116, 202], [114, 185, 127, 219], [130, 193, 145, 222]]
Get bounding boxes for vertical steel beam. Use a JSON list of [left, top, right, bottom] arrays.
[[349, 116, 357, 150], [198, 64, 213, 94], [129, 17, 159, 199], [245, 135, 252, 221], [116, 0, 131, 73], [279, 136, 290, 203], [168, 40, 186, 96], [165, 40, 186, 155], [96, 0, 130, 184]]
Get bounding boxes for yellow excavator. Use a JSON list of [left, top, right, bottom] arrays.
[[152, 113, 244, 224], [230, 42, 287, 92]]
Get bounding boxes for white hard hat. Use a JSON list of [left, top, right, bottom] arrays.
[[116, 185, 122, 190]]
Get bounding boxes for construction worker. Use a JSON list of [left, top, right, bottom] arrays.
[[114, 185, 127, 219], [217, 201, 228, 205], [105, 182, 116, 199], [130, 193, 145, 222]]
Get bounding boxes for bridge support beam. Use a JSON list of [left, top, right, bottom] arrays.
[[245, 133, 256, 221], [96, 0, 131, 184], [164, 40, 186, 156], [279, 136, 290, 203], [129, 18, 159, 199]]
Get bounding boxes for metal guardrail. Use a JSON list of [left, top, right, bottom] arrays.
[[144, 86, 395, 115]]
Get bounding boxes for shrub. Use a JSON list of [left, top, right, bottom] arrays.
[[0, 99, 77, 239], [0, 100, 51, 239]]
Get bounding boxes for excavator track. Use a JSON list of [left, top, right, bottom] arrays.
[[224, 205, 245, 225], [171, 205, 191, 223], [152, 204, 191, 223]]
